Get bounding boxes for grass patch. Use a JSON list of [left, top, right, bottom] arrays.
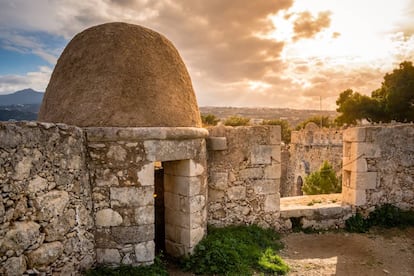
[[182, 225, 289, 275], [84, 255, 168, 276], [346, 204, 414, 233]]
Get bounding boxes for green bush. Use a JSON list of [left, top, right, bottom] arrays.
[[201, 114, 220, 126], [258, 248, 290, 275], [84, 255, 168, 276], [224, 116, 250, 126], [302, 161, 341, 195], [345, 204, 414, 233], [182, 225, 287, 275], [261, 119, 292, 144]]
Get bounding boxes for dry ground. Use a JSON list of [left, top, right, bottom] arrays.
[[168, 227, 414, 276]]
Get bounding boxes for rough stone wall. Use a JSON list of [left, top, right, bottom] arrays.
[[207, 125, 281, 229], [283, 125, 343, 197], [0, 122, 95, 275], [342, 124, 414, 210], [85, 127, 208, 265]]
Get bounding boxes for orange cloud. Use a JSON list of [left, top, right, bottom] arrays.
[[293, 11, 331, 41]]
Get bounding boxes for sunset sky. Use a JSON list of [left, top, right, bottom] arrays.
[[0, 0, 413, 110]]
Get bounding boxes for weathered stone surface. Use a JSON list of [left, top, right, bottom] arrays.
[[110, 187, 153, 207], [164, 159, 205, 177], [38, 22, 202, 127], [96, 248, 121, 264], [107, 145, 127, 161], [1, 221, 40, 254], [3, 256, 26, 276], [207, 137, 227, 151], [144, 139, 204, 162], [13, 156, 32, 180], [137, 163, 154, 186], [227, 186, 246, 200], [134, 206, 155, 225], [28, 176, 48, 194], [264, 194, 280, 212], [264, 163, 281, 179], [35, 190, 69, 221], [251, 145, 280, 165], [253, 179, 279, 195], [135, 241, 155, 263], [239, 167, 263, 179], [209, 172, 228, 190], [44, 209, 76, 241], [95, 208, 123, 227], [27, 241, 64, 267], [111, 225, 154, 244]]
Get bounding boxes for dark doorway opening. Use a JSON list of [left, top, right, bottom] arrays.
[[154, 162, 165, 253]]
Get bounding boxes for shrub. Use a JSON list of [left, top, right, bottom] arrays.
[[201, 114, 220, 126], [302, 161, 341, 195], [182, 225, 287, 275], [224, 116, 250, 126], [258, 248, 290, 275], [261, 119, 292, 144], [345, 204, 414, 232]]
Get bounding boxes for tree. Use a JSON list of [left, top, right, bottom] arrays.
[[295, 115, 333, 130], [224, 116, 250, 126], [336, 61, 414, 125], [261, 119, 292, 144], [302, 161, 341, 195], [201, 114, 220, 126]]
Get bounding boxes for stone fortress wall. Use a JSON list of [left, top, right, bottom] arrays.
[[282, 122, 343, 197], [1, 121, 414, 274]]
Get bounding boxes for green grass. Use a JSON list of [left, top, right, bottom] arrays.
[[182, 225, 289, 275]]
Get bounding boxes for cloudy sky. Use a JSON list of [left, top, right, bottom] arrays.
[[0, 0, 414, 110]]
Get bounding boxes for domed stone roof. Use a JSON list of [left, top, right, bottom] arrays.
[[38, 22, 202, 127]]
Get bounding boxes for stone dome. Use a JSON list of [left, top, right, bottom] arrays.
[[38, 22, 202, 127]]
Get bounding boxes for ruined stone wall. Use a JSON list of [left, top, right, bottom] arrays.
[[283, 124, 343, 197], [342, 124, 414, 210], [207, 125, 281, 229], [84, 127, 208, 265], [0, 122, 95, 275]]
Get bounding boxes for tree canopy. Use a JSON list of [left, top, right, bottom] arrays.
[[336, 61, 414, 125], [302, 161, 341, 195]]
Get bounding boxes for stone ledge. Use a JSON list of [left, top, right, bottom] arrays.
[[84, 127, 209, 141]]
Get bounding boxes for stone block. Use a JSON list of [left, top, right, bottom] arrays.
[[96, 209, 123, 227], [165, 240, 186, 257], [207, 137, 228, 151], [350, 171, 377, 190], [111, 225, 154, 244], [264, 163, 281, 179], [164, 192, 181, 211], [342, 186, 366, 206], [189, 209, 207, 229], [164, 160, 204, 177], [3, 256, 26, 276], [251, 145, 280, 165], [165, 208, 189, 228], [178, 227, 205, 247], [253, 179, 279, 195], [208, 189, 225, 202], [35, 190, 69, 221], [96, 248, 121, 264], [27, 241, 63, 268], [44, 209, 76, 241], [239, 167, 263, 179], [189, 195, 206, 213], [27, 176, 48, 194], [135, 241, 155, 263], [342, 156, 368, 172], [208, 172, 228, 190], [110, 186, 153, 207], [264, 193, 280, 212], [137, 163, 154, 186], [164, 175, 205, 196], [227, 186, 246, 200], [269, 125, 281, 145], [135, 206, 155, 225], [107, 144, 127, 161], [343, 127, 366, 142], [96, 169, 119, 187], [352, 142, 381, 158], [144, 139, 203, 162]]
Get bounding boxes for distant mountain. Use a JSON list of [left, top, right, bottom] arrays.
[[0, 88, 44, 106]]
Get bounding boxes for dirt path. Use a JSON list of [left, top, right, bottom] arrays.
[[280, 227, 414, 276], [167, 227, 414, 275]]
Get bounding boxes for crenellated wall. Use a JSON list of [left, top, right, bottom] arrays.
[[0, 122, 95, 275], [206, 125, 282, 229]]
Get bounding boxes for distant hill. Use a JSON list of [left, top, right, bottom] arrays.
[[0, 88, 44, 106]]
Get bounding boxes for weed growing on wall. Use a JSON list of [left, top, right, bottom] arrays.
[[224, 116, 250, 126], [182, 225, 289, 275], [346, 204, 414, 233]]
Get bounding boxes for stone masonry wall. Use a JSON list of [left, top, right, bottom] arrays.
[[207, 125, 281, 229], [0, 122, 95, 275], [85, 127, 208, 264], [342, 124, 414, 210]]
